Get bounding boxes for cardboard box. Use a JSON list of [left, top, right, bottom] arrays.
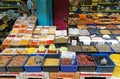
[[50, 72, 80, 79]]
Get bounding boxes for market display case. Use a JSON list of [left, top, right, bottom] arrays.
[[1, 14, 120, 79]]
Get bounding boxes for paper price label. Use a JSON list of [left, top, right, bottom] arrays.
[[98, 40, 105, 44], [61, 52, 76, 58], [72, 40, 77, 45], [111, 40, 119, 44], [83, 40, 90, 45]]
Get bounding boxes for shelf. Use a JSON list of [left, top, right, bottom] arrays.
[[81, 5, 92, 6], [81, 10, 120, 13], [0, 7, 18, 9], [81, 10, 97, 13], [98, 10, 119, 13], [0, 0, 21, 2], [98, 2, 118, 5]]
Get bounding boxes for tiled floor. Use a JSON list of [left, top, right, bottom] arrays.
[[111, 76, 120, 79]]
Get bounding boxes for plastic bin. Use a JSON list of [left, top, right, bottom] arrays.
[[80, 44, 98, 54], [6, 55, 28, 72], [109, 44, 120, 53], [0, 55, 12, 72], [78, 65, 96, 72], [95, 44, 114, 56], [92, 54, 115, 72], [77, 54, 96, 72], [42, 54, 60, 72], [60, 58, 78, 72], [23, 54, 44, 72]]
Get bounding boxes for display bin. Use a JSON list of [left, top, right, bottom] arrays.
[[77, 54, 96, 72], [6, 55, 28, 72], [42, 54, 60, 72], [80, 44, 98, 54], [23, 54, 44, 72], [109, 44, 120, 53], [99, 52, 114, 56], [92, 54, 115, 72], [103, 34, 117, 45], [95, 44, 114, 56], [60, 57, 78, 72], [78, 65, 96, 72], [98, 45, 114, 55], [87, 27, 100, 35], [0, 55, 12, 72], [68, 45, 83, 53]]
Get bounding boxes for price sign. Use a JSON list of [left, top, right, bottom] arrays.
[[72, 40, 77, 45], [21, 72, 49, 79], [83, 40, 91, 45]]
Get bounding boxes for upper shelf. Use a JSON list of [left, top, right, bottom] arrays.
[[98, 2, 118, 5], [0, 0, 21, 2]]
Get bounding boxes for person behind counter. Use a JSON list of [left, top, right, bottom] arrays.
[[18, 0, 30, 16]]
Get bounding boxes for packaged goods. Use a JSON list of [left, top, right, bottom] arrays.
[[2, 48, 15, 54], [2, 39, 12, 45], [18, 29, 26, 34], [48, 44, 56, 53], [59, 46, 68, 53], [23, 48, 36, 54], [19, 39, 30, 46], [39, 35, 47, 45], [37, 45, 46, 53]]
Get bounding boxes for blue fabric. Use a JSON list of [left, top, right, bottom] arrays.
[[36, 0, 53, 26], [76, 8, 81, 13]]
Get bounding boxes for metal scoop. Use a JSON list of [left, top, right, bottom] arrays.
[[34, 55, 42, 64]]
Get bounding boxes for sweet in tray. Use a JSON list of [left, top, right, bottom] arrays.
[[43, 58, 59, 66]]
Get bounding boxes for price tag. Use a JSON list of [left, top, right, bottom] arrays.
[[72, 40, 77, 45], [101, 26, 106, 29], [91, 34, 96, 38], [111, 40, 119, 44], [83, 40, 90, 45], [61, 52, 76, 58], [98, 40, 105, 44]]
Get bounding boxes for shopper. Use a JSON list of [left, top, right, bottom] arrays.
[[18, 0, 30, 16], [27, 0, 34, 15], [76, 5, 82, 14]]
